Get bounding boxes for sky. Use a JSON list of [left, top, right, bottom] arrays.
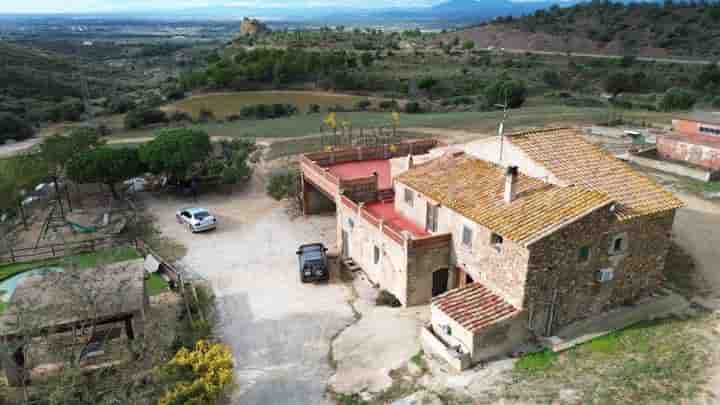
[[0, 0, 447, 14]]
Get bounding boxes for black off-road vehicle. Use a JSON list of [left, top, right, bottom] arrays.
[[296, 243, 329, 283]]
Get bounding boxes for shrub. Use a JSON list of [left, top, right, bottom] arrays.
[[308, 104, 321, 114], [106, 96, 135, 114], [515, 349, 559, 373], [197, 108, 215, 123], [376, 289, 401, 307], [405, 101, 422, 114], [158, 340, 234, 405], [355, 99, 372, 111], [379, 100, 399, 111], [267, 169, 298, 200], [712, 96, 720, 109], [239, 104, 297, 120], [484, 79, 527, 108], [0, 112, 34, 143], [659, 87, 697, 111], [124, 108, 168, 130], [169, 110, 192, 122], [541, 70, 562, 88]]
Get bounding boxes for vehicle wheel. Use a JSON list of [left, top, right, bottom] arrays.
[[299, 273, 306, 283]]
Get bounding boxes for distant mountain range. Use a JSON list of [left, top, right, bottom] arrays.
[[2, 0, 664, 28], [158, 0, 581, 26]]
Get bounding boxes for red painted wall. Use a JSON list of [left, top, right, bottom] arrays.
[[672, 119, 720, 137], [657, 136, 720, 170]]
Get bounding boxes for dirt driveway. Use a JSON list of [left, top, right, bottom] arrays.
[[142, 177, 354, 405]]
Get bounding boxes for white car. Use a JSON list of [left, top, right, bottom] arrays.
[[176, 208, 217, 233]]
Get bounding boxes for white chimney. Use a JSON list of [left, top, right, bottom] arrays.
[[504, 166, 518, 203]]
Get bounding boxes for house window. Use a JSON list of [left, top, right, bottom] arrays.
[[347, 218, 354, 231], [426, 202, 439, 233], [597, 268, 614, 283], [609, 234, 628, 255], [404, 188, 414, 206], [578, 246, 591, 263], [374, 246, 380, 264], [462, 225, 473, 248], [491, 233, 503, 245]]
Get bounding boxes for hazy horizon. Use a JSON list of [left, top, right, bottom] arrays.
[[0, 0, 561, 15]]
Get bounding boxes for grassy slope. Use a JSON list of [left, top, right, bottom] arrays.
[[512, 317, 709, 404]]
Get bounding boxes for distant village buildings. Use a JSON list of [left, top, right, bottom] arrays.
[[300, 127, 683, 370], [657, 115, 720, 172]]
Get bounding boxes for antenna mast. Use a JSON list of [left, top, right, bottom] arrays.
[[496, 91, 509, 165]]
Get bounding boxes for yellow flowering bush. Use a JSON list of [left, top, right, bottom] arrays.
[[159, 340, 234, 405]]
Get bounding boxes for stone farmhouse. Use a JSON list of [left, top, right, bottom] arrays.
[[300, 128, 683, 370]]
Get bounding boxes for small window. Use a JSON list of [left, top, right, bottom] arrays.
[[373, 246, 380, 264], [462, 225, 473, 248], [348, 218, 354, 229], [578, 246, 591, 263], [491, 233, 503, 245], [609, 234, 628, 255], [404, 188, 414, 206], [597, 268, 614, 283]]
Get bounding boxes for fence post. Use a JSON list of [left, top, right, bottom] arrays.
[[51, 246, 56, 257], [10, 248, 16, 263]]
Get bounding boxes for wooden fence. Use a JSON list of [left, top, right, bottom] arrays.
[[0, 237, 138, 265]]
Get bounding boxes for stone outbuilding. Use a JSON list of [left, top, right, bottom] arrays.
[[0, 260, 148, 386]]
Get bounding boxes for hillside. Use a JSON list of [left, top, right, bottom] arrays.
[[0, 41, 131, 124], [441, 1, 720, 58]]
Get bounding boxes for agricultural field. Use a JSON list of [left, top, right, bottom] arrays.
[[167, 91, 373, 118]]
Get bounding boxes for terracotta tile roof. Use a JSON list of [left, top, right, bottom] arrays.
[[395, 155, 612, 243], [433, 282, 522, 333], [508, 128, 684, 221]]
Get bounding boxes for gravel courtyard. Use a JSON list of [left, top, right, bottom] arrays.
[[142, 179, 355, 405]]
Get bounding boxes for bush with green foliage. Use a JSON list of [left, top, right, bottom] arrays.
[[267, 169, 298, 200], [659, 87, 697, 111], [0, 112, 33, 143], [239, 104, 297, 120], [124, 108, 168, 130], [541, 70, 562, 88], [308, 104, 321, 114], [484, 78, 527, 109], [140, 129, 212, 179], [378, 100, 400, 111], [355, 99, 372, 111], [106, 96, 135, 114], [405, 101, 422, 114], [67, 147, 145, 199]]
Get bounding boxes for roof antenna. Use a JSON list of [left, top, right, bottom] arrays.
[[495, 90, 509, 165]]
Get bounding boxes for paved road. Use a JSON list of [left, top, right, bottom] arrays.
[[501, 47, 716, 66], [144, 182, 353, 405]]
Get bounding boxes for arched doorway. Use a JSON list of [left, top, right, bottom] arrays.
[[432, 268, 449, 297]]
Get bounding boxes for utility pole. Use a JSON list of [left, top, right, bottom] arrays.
[[495, 91, 510, 165]]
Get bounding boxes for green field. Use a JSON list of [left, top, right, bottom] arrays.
[[170, 91, 371, 118], [108, 105, 680, 162]]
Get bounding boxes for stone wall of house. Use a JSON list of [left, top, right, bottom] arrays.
[[525, 207, 676, 335], [395, 181, 531, 308], [406, 243, 451, 306]]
